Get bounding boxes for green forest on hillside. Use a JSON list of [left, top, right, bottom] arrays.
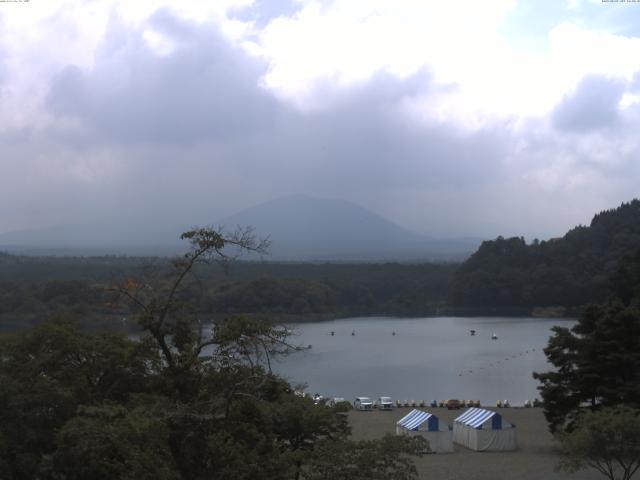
[[451, 200, 640, 312]]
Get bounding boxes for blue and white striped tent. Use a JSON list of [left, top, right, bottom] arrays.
[[455, 407, 504, 429], [397, 409, 440, 432], [396, 409, 453, 453], [453, 408, 517, 451]]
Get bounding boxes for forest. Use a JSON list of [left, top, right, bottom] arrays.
[[451, 200, 640, 314], [0, 254, 456, 332]]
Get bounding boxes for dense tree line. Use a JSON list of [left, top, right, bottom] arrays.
[[205, 263, 453, 318], [452, 200, 640, 312], [0, 256, 456, 331]]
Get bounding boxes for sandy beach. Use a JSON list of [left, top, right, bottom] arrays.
[[348, 407, 601, 480]]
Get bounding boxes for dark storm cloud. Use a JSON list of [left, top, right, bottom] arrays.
[[46, 9, 277, 144], [551, 74, 625, 132], [260, 73, 510, 192], [44, 9, 508, 195]]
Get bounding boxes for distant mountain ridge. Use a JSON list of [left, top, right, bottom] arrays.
[[220, 194, 479, 260], [0, 194, 480, 260], [0, 220, 185, 256], [451, 199, 640, 311]]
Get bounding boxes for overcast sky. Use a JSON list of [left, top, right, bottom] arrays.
[[2, 0, 640, 239]]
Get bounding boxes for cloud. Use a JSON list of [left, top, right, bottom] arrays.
[[229, 0, 303, 28], [46, 9, 276, 144], [34, 9, 518, 237], [266, 72, 511, 193], [1, 1, 640, 242], [552, 74, 626, 132], [254, 0, 517, 111]]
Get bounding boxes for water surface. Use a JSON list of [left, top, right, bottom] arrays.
[[273, 316, 572, 405]]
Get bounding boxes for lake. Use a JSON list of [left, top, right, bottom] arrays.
[[272, 316, 573, 405]]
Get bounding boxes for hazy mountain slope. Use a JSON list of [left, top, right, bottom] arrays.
[[221, 194, 478, 260], [0, 221, 185, 256]]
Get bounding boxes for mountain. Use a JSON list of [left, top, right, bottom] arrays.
[[220, 194, 479, 260], [0, 195, 480, 260], [451, 199, 640, 313]]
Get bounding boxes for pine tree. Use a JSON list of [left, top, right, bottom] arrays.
[[534, 250, 640, 432]]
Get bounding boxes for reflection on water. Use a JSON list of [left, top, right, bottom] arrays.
[[273, 316, 574, 405]]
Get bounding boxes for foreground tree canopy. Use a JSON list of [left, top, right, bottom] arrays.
[[534, 249, 640, 433], [557, 406, 640, 480], [0, 227, 425, 480]]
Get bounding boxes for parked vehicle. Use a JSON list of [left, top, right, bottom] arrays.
[[329, 397, 346, 407], [378, 396, 393, 410], [446, 399, 462, 410], [354, 397, 373, 410]]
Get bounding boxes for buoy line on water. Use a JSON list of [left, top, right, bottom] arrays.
[[457, 347, 538, 377], [320, 331, 540, 378]]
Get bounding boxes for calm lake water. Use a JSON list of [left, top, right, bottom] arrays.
[[272, 316, 574, 405]]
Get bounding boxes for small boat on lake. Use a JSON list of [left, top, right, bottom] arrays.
[[470, 329, 476, 336], [491, 333, 498, 340]]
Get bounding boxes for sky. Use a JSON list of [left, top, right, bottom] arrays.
[[1, 0, 640, 240]]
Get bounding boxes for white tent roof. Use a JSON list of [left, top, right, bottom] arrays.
[[454, 408, 498, 428], [397, 409, 433, 430]]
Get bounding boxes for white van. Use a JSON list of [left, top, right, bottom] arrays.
[[354, 397, 373, 410], [378, 396, 393, 410]]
